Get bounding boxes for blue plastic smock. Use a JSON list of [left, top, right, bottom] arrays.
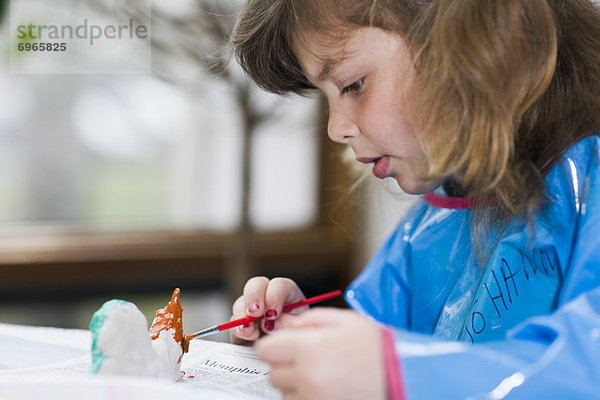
[[346, 136, 600, 399]]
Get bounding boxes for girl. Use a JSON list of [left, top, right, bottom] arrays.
[[229, 0, 600, 399]]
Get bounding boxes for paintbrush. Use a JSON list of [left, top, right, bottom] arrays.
[[184, 290, 342, 342]]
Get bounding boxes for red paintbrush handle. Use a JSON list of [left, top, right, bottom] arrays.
[[217, 290, 342, 332], [281, 290, 342, 312], [218, 315, 261, 331]]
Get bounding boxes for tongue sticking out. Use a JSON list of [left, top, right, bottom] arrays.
[[372, 156, 390, 179]]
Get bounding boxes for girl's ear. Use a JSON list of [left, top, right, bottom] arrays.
[[409, 0, 557, 195]]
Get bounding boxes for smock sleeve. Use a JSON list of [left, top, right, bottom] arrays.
[[385, 286, 600, 399]]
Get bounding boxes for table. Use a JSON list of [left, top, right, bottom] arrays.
[[0, 322, 280, 400]]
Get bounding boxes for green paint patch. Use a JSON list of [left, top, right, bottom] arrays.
[[89, 299, 132, 374]]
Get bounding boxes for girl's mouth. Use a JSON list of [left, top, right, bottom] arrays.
[[357, 156, 391, 179], [372, 156, 390, 179]]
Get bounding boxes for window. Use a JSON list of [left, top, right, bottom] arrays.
[[0, 0, 354, 302]]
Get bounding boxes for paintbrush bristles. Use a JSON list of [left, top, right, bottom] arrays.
[[185, 325, 220, 342]]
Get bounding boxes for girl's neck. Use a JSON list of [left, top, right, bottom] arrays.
[[442, 179, 468, 198]]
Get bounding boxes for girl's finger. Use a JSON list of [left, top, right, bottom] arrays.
[[287, 308, 355, 329], [267, 364, 298, 392], [255, 329, 306, 363], [260, 311, 301, 334], [243, 276, 270, 317], [231, 295, 260, 342], [264, 277, 306, 322]]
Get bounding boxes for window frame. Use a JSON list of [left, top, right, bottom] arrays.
[[0, 126, 356, 301]]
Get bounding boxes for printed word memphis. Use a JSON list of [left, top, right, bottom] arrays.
[[16, 19, 148, 45]]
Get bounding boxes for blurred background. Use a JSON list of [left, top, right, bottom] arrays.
[[0, 0, 415, 341]]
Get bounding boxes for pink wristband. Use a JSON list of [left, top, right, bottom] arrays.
[[381, 327, 406, 400]]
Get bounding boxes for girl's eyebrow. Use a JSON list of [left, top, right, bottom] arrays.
[[316, 53, 351, 82], [317, 59, 340, 82]]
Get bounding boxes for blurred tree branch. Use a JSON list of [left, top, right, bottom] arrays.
[[94, 0, 288, 298], [0, 0, 6, 23], [95, 0, 277, 126]]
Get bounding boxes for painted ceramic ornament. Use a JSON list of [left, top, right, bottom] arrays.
[[90, 288, 187, 380]]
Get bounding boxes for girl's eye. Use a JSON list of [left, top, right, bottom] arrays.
[[341, 78, 364, 95]]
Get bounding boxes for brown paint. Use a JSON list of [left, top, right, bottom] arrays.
[[149, 288, 189, 353]]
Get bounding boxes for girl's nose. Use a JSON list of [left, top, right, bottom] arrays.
[[327, 106, 359, 144]]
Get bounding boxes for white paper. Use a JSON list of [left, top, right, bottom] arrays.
[[0, 323, 281, 400], [182, 339, 281, 399]]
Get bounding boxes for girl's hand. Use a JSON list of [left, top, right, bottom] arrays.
[[255, 308, 386, 400], [230, 276, 306, 345]]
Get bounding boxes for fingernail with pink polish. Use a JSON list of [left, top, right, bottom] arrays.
[[243, 323, 250, 328], [265, 309, 278, 319], [248, 303, 260, 313], [264, 320, 275, 331]]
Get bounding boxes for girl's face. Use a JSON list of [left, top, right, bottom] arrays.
[[294, 27, 445, 194]]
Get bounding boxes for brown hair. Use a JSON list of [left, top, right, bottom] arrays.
[[232, 0, 600, 222]]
